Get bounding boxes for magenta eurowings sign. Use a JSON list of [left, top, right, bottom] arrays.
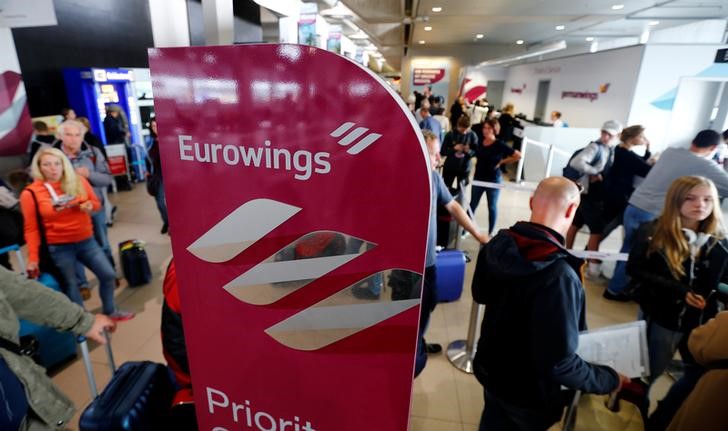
[[150, 44, 430, 430]]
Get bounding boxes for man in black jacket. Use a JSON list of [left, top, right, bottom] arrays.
[[472, 177, 627, 430]]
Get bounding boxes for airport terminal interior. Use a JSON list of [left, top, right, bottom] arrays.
[[2, 0, 728, 430]]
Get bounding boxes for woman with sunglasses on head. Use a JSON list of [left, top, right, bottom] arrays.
[[19, 147, 134, 322], [627, 177, 728, 390]]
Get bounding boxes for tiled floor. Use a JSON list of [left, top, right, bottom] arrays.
[[35, 182, 670, 430]]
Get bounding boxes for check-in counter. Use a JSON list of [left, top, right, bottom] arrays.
[[517, 122, 600, 182]]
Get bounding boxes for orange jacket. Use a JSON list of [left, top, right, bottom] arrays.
[[20, 178, 101, 264]]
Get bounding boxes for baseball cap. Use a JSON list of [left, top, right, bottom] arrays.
[[601, 120, 623, 136]]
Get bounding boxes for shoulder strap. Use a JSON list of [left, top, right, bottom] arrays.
[[590, 142, 603, 166], [0, 336, 23, 356], [26, 188, 47, 240]]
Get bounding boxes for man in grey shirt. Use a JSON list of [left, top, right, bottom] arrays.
[[606, 130, 728, 299]]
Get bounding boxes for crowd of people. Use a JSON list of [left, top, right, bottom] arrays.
[[410, 90, 728, 430], [0, 107, 167, 329], [3, 87, 728, 430]]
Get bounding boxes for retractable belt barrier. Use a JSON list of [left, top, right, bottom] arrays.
[[569, 250, 629, 261], [470, 180, 538, 192]]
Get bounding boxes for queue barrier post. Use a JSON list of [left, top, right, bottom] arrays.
[[545, 144, 556, 178], [514, 137, 528, 183], [446, 301, 485, 373]]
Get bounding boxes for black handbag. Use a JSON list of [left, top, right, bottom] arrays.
[[146, 174, 161, 197]]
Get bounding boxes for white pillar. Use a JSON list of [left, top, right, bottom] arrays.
[[149, 0, 191, 47], [278, 16, 298, 43], [202, 0, 234, 45]]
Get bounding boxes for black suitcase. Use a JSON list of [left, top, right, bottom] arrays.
[[79, 347, 174, 431], [80, 361, 173, 430], [119, 240, 152, 287]]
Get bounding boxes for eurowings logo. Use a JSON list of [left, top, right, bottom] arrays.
[[329, 122, 382, 155], [188, 198, 421, 351]]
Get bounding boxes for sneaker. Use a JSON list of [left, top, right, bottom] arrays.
[[109, 310, 136, 322], [425, 343, 443, 354], [602, 289, 632, 302], [161, 223, 169, 234], [79, 287, 91, 301], [585, 262, 602, 280]]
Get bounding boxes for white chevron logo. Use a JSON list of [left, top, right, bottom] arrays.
[[329, 122, 382, 155], [188, 199, 421, 350]]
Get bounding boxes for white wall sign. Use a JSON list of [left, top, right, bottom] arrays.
[[411, 57, 452, 106], [503, 46, 644, 128], [0, 0, 57, 28]]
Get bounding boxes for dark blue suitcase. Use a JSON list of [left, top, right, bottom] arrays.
[[435, 249, 468, 302], [119, 240, 152, 287], [19, 273, 78, 369], [80, 361, 174, 431]]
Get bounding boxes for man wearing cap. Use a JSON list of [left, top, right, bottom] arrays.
[[564, 120, 622, 279], [606, 129, 728, 300]]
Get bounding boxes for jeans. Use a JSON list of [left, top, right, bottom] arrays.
[[646, 318, 684, 384], [155, 179, 169, 226], [471, 182, 501, 235], [648, 363, 705, 430], [607, 204, 656, 294], [76, 210, 116, 287], [414, 265, 437, 378], [0, 357, 27, 431], [49, 238, 117, 315], [479, 391, 561, 431]]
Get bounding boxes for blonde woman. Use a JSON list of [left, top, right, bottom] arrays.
[[19, 147, 133, 321], [627, 176, 728, 383], [497, 103, 517, 142]]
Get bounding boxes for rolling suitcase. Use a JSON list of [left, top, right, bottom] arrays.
[[0, 245, 78, 369], [79, 334, 175, 431], [19, 273, 78, 369], [435, 249, 468, 302], [119, 240, 152, 287]]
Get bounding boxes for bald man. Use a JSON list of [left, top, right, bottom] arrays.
[[471, 177, 626, 431]]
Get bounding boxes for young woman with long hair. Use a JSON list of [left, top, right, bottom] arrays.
[[20, 147, 134, 321], [627, 176, 728, 384]]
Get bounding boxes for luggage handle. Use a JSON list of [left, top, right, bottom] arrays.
[[79, 330, 116, 398]]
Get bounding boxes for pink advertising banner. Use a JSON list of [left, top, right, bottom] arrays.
[[149, 44, 430, 431]]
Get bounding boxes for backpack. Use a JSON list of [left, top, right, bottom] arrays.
[[562, 143, 603, 181]]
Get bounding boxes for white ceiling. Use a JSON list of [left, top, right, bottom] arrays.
[[331, 0, 728, 70]]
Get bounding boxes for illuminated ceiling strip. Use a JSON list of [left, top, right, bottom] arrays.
[[476, 41, 568, 67]]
